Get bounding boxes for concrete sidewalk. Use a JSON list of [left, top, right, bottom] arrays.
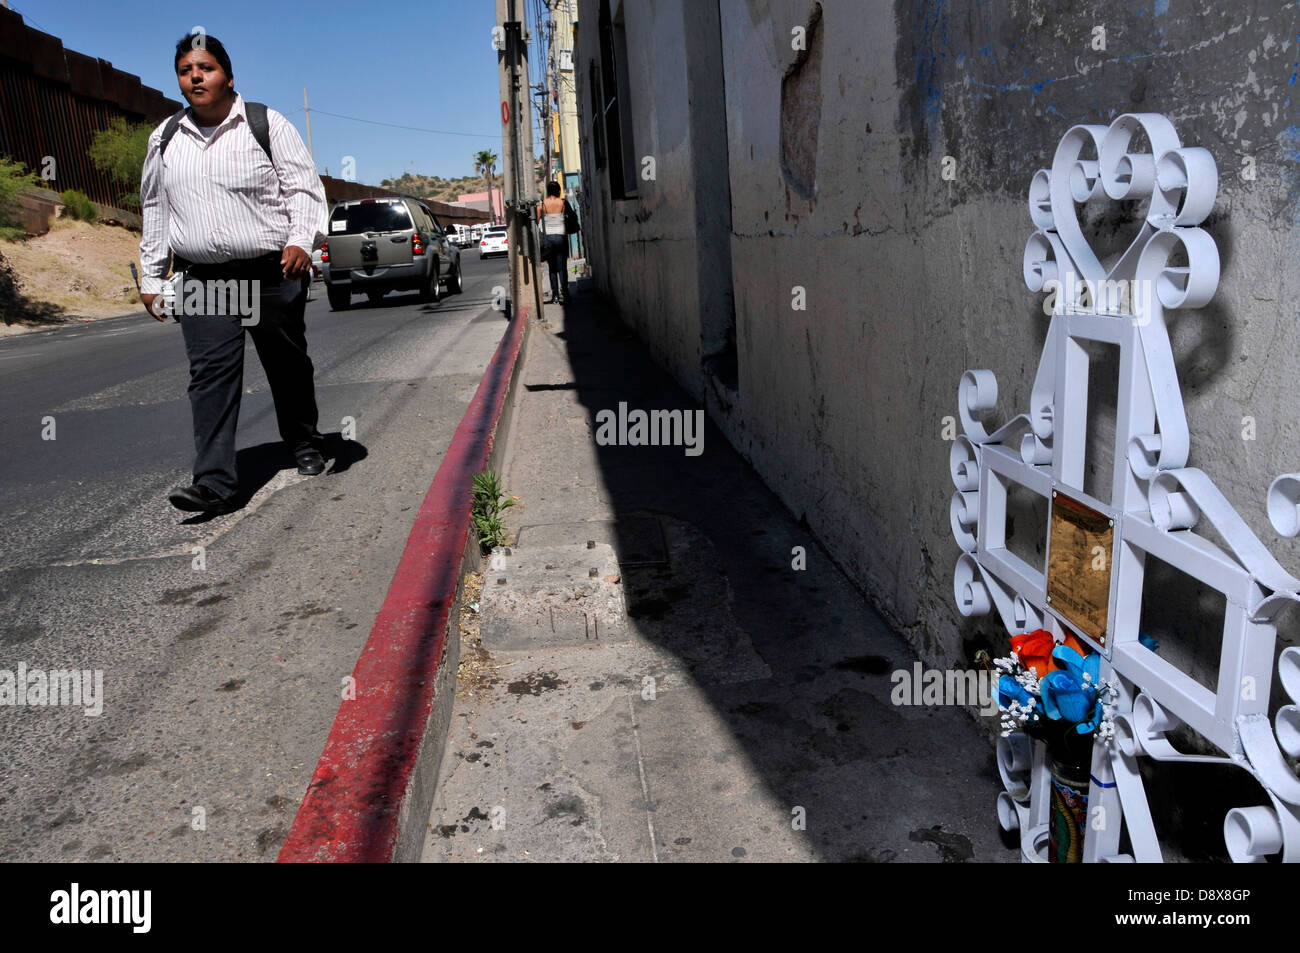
[[422, 284, 1016, 863]]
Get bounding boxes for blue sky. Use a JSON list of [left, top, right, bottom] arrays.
[[12, 0, 510, 187]]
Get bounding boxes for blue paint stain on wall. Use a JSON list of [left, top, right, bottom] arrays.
[[1280, 125, 1300, 164], [1275, 126, 1300, 222], [1153, 0, 1170, 17], [912, 0, 952, 128]]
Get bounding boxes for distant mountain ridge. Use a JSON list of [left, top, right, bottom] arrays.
[[379, 172, 500, 204]]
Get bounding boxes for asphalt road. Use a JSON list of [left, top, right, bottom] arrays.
[[0, 252, 510, 861]]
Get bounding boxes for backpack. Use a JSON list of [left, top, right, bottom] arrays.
[[158, 100, 273, 163]]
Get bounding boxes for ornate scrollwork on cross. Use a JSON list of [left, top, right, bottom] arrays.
[[950, 113, 1300, 863]]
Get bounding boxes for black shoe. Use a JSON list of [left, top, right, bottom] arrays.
[[295, 448, 326, 476], [168, 484, 237, 514]]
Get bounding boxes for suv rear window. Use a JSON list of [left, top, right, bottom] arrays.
[[331, 202, 412, 234]]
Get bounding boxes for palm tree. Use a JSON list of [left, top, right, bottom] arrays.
[[474, 149, 499, 223]]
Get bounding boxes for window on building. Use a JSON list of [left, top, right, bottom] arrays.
[[598, 0, 637, 199]]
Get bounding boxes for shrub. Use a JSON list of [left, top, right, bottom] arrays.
[[59, 189, 98, 223], [0, 156, 39, 240], [87, 117, 152, 211]]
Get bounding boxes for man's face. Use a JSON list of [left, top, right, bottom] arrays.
[[175, 49, 232, 107]]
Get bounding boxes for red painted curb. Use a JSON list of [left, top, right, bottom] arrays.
[[278, 307, 529, 862]]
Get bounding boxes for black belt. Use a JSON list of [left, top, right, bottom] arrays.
[[172, 251, 281, 278]]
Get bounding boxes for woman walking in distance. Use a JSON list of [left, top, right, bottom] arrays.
[[536, 181, 572, 305]]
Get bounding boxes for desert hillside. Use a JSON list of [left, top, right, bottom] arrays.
[[1, 219, 142, 334], [380, 172, 499, 203]]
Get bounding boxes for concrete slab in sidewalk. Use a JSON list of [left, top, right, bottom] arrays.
[[479, 539, 629, 650], [423, 286, 1017, 863]]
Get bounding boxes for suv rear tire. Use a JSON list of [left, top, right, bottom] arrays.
[[327, 285, 351, 311], [418, 259, 440, 303]]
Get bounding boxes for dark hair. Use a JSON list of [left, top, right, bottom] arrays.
[[546, 181, 561, 197], [174, 32, 233, 81]]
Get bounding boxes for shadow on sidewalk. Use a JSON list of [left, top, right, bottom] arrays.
[[478, 281, 1018, 862]]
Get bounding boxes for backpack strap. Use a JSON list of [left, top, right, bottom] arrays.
[[244, 101, 273, 163], [157, 109, 186, 158], [157, 101, 274, 164]]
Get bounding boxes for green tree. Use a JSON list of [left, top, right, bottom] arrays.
[[0, 156, 39, 241], [474, 150, 498, 223], [87, 117, 154, 211]]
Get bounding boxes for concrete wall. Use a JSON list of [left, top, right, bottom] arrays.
[[575, 0, 740, 390], [576, 0, 1300, 691]]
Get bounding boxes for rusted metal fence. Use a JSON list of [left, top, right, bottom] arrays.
[[0, 9, 491, 230], [0, 8, 181, 210]]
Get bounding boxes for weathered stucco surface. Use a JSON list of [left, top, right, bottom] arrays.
[[576, 0, 1300, 708]]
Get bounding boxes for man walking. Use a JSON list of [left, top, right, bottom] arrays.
[[139, 33, 328, 515]]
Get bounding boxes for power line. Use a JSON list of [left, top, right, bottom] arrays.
[[307, 108, 499, 139]]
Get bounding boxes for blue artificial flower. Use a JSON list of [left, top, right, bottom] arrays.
[[997, 674, 1034, 710], [1039, 645, 1102, 729], [1074, 699, 1105, 735]]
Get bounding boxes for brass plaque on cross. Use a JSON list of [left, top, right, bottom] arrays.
[[1046, 490, 1114, 646]]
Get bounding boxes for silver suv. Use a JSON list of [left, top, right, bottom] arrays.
[[322, 197, 463, 310]]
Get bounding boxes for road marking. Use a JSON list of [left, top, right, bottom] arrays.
[[627, 692, 660, 863]]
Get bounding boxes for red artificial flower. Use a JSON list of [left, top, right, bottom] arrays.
[[1009, 628, 1087, 678]]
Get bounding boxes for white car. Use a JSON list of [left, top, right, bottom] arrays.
[[479, 225, 508, 259]]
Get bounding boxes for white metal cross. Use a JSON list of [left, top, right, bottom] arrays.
[[950, 113, 1300, 863]]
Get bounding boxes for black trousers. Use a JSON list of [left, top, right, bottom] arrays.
[[543, 234, 569, 300], [176, 254, 320, 498]]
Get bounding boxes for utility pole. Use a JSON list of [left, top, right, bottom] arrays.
[[540, 0, 553, 189], [303, 88, 314, 161], [497, 0, 543, 321], [547, 3, 558, 189]]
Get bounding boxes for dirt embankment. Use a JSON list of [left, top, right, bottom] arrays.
[[1, 219, 145, 336]]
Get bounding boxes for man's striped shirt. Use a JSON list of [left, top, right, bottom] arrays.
[[138, 93, 327, 293]]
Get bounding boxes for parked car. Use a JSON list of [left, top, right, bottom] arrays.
[[479, 225, 509, 259], [321, 196, 463, 311]]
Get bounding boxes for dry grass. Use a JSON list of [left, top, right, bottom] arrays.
[[1, 218, 144, 335]]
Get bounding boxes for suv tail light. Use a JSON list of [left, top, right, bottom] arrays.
[[320, 240, 329, 263], [412, 232, 425, 255]]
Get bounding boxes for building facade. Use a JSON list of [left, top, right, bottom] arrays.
[[572, 0, 1300, 692]]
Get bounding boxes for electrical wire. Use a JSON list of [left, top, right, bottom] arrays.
[[306, 108, 498, 139]]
